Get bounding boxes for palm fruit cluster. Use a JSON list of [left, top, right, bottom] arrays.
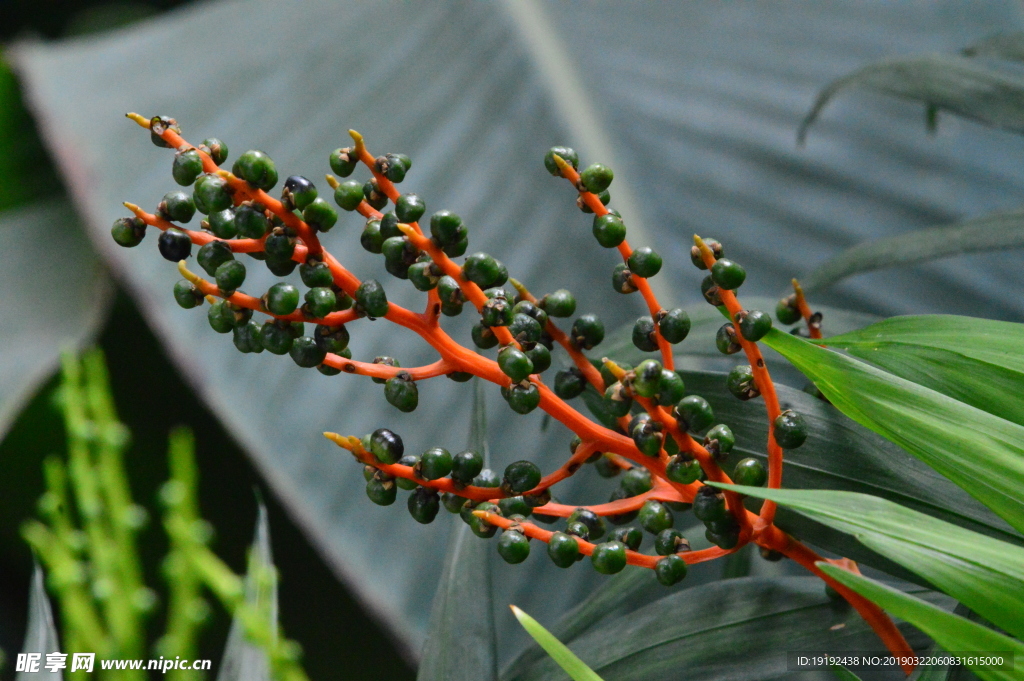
[[114, 113, 817, 590]]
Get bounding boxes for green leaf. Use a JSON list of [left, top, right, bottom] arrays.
[[17, 564, 63, 681], [831, 666, 863, 681], [763, 329, 1024, 534], [505, 577, 941, 681], [216, 503, 277, 681], [0, 200, 112, 443], [798, 54, 1024, 143], [820, 315, 1024, 427], [801, 211, 1024, 294], [818, 565, 1024, 681], [712, 484, 1024, 640], [510, 606, 604, 681], [417, 380, 498, 681]]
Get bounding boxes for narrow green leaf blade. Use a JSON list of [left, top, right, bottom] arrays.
[[417, 379, 498, 681], [801, 211, 1024, 293], [763, 329, 1024, 534], [712, 484, 1024, 640], [510, 606, 604, 681], [799, 54, 1024, 142], [820, 315, 1024, 426], [818, 565, 1024, 681]]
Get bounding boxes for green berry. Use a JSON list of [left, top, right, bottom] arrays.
[[690, 238, 723, 270], [370, 428, 403, 464], [173, 280, 203, 309], [498, 496, 532, 518], [334, 180, 364, 211], [577, 189, 610, 214], [540, 289, 576, 318], [547, 531, 579, 567], [655, 528, 687, 556], [513, 300, 549, 327], [543, 146, 579, 176], [580, 163, 614, 193], [774, 410, 808, 449], [408, 487, 440, 524], [206, 208, 237, 239], [627, 247, 661, 278], [265, 282, 299, 316], [612, 526, 643, 551], [215, 260, 246, 294], [193, 174, 232, 214], [394, 193, 426, 223], [111, 217, 146, 247], [385, 373, 419, 412], [621, 467, 653, 497], [498, 346, 534, 382], [282, 175, 318, 211], [314, 324, 349, 353], [612, 263, 637, 294], [148, 115, 178, 147], [704, 423, 735, 456], [451, 450, 484, 485], [302, 287, 335, 319], [158, 190, 196, 223], [592, 213, 626, 248], [716, 323, 741, 355], [692, 487, 728, 523], [259, 321, 294, 354], [207, 301, 235, 333], [404, 261, 435, 291], [632, 359, 663, 398], [468, 501, 500, 538], [158, 228, 192, 262], [507, 382, 541, 414], [497, 530, 530, 564], [591, 541, 627, 575], [363, 179, 388, 210], [197, 240, 233, 276], [234, 203, 270, 238], [366, 477, 397, 506], [571, 314, 604, 350], [355, 279, 389, 318], [631, 422, 663, 457], [737, 309, 772, 342], [462, 252, 505, 288], [303, 198, 337, 232], [705, 526, 740, 550], [567, 508, 605, 540], [442, 493, 467, 514], [566, 521, 590, 540], [430, 211, 466, 245], [658, 308, 691, 344], [711, 258, 746, 290], [603, 382, 632, 418], [638, 500, 674, 534], [632, 316, 658, 352], [701, 275, 723, 306], [290, 336, 327, 368], [508, 313, 542, 346], [329, 147, 357, 177], [503, 460, 541, 494], [396, 456, 420, 490], [300, 260, 334, 288], [776, 294, 801, 325], [733, 457, 767, 487], [727, 364, 759, 401], [232, 320, 264, 353], [232, 150, 278, 191], [200, 138, 228, 165], [474, 468, 501, 488], [471, 324, 498, 349], [525, 344, 551, 374], [481, 296, 514, 328], [554, 368, 586, 399], [655, 554, 688, 586], [172, 148, 204, 186], [264, 230, 295, 261], [657, 370, 686, 405], [665, 455, 702, 484], [675, 395, 714, 432]]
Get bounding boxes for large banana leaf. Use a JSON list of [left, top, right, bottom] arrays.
[[12, 0, 1024, 657]]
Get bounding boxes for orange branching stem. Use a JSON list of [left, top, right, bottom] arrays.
[[122, 114, 913, 673], [792, 278, 823, 340]]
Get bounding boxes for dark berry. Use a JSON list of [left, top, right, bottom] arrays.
[[737, 309, 772, 342], [571, 314, 604, 350], [215, 260, 246, 294], [235, 203, 270, 239], [543, 146, 578, 176], [692, 487, 728, 523], [232, 150, 278, 191], [727, 365, 760, 401], [408, 487, 440, 524], [385, 373, 418, 412], [450, 450, 483, 485], [502, 460, 541, 495], [111, 217, 146, 247], [442, 493, 467, 514], [774, 410, 808, 449], [705, 526, 740, 550], [547, 531, 579, 567], [592, 213, 626, 248], [540, 289, 576, 318], [733, 457, 767, 487], [193, 174, 232, 214], [525, 344, 551, 374], [627, 247, 661, 278], [658, 308, 691, 344], [591, 541, 627, 575], [655, 528, 688, 556], [612, 263, 637, 294], [303, 198, 338, 232], [567, 508, 605, 540], [507, 383, 541, 414], [665, 455, 702, 485], [655, 554, 688, 586], [158, 228, 192, 262], [370, 428, 403, 464], [580, 163, 614, 193], [632, 316, 658, 352], [613, 527, 643, 551], [314, 324, 349, 353], [172, 148, 204, 186], [690, 238, 723, 270], [554, 368, 586, 399], [282, 175, 318, 211], [259, 321, 294, 354], [355, 279, 389, 318], [701, 275, 723, 306], [638, 500, 674, 534], [290, 336, 327, 368]]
